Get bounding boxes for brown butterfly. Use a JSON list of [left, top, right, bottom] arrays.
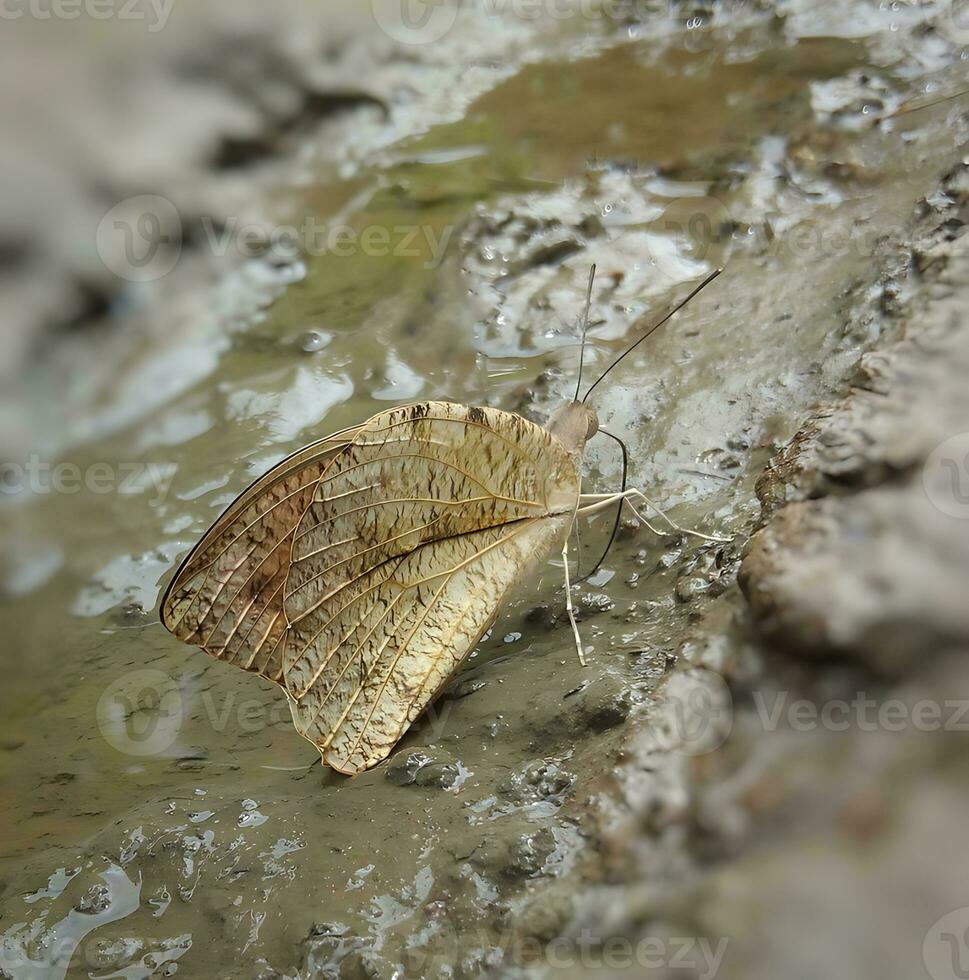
[[160, 268, 724, 774]]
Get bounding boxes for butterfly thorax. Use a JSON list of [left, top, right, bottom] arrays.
[[545, 401, 599, 455]]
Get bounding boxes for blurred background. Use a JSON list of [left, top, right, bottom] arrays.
[[1, 1, 968, 977]]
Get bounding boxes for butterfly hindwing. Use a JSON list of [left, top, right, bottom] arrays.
[[288, 516, 571, 774]]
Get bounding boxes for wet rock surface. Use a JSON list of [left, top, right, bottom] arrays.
[[742, 204, 969, 675], [2, 2, 968, 978]]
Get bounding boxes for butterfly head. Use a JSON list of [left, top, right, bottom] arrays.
[[547, 400, 599, 454]]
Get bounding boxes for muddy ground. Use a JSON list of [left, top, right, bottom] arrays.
[[1, 2, 968, 978]]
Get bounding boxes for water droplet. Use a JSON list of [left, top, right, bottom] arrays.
[[301, 330, 331, 353]]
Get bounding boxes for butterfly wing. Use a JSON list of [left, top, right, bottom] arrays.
[[282, 401, 582, 773], [287, 516, 570, 774], [159, 426, 360, 681], [161, 401, 583, 774]]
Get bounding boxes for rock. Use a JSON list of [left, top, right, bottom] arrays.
[[413, 761, 465, 790], [524, 601, 557, 630], [580, 685, 633, 733], [675, 573, 711, 603], [756, 252, 969, 516], [85, 938, 145, 971], [509, 828, 558, 878], [469, 827, 558, 882], [75, 884, 111, 915], [385, 748, 466, 789], [300, 329, 331, 352], [384, 751, 433, 786], [308, 922, 349, 940], [339, 951, 401, 980], [575, 592, 616, 619], [742, 244, 969, 675], [740, 488, 969, 675], [515, 890, 574, 942], [498, 760, 575, 808]]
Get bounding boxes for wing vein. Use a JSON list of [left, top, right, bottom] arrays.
[[352, 413, 545, 470], [202, 536, 291, 647], [285, 515, 447, 609], [324, 578, 452, 756], [300, 592, 405, 724], [244, 608, 284, 670], [230, 578, 286, 663]]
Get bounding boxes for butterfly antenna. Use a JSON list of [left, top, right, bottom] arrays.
[[574, 264, 596, 402], [582, 268, 722, 404], [881, 87, 969, 121], [578, 428, 628, 584]]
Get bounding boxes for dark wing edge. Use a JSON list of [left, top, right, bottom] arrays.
[[158, 425, 360, 683]]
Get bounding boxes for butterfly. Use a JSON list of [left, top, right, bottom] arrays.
[[160, 268, 724, 774]]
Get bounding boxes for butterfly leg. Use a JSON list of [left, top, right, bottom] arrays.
[[576, 492, 627, 515], [623, 489, 730, 543], [576, 489, 729, 543], [561, 538, 587, 668]]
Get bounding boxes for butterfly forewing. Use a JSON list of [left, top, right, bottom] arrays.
[[282, 402, 577, 677], [160, 428, 360, 680]]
